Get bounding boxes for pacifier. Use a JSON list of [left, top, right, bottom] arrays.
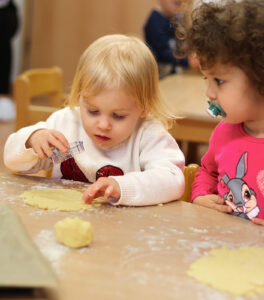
[[207, 101, 226, 118]]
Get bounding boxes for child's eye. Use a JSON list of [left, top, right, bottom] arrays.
[[88, 110, 99, 115], [112, 113, 126, 120], [214, 78, 224, 85]]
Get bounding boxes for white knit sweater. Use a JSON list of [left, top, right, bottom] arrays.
[[4, 107, 185, 206]]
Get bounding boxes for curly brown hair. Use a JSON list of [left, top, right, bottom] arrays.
[[176, 0, 264, 94]]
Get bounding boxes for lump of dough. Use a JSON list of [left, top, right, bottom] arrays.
[[54, 217, 93, 248]]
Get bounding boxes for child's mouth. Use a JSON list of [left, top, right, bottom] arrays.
[[94, 135, 110, 141]]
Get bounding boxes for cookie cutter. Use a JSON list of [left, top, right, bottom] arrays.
[[50, 141, 85, 164]]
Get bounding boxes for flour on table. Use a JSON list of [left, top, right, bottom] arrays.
[[34, 229, 69, 273]]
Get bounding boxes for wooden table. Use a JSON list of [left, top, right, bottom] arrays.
[[160, 73, 219, 143], [1, 173, 264, 300]]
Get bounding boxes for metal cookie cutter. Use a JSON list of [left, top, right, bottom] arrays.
[[207, 101, 226, 118], [50, 141, 85, 164]]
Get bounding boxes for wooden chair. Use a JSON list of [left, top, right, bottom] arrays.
[[179, 163, 200, 202], [14, 66, 66, 130]]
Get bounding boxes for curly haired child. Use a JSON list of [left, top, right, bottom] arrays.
[[176, 0, 264, 224]]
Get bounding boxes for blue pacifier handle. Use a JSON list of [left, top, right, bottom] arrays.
[[207, 101, 226, 118]]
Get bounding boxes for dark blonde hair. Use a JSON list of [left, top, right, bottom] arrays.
[[176, 0, 264, 94], [67, 34, 176, 128]]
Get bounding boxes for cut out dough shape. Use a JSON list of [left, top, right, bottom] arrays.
[[55, 217, 93, 248], [187, 246, 264, 296], [20, 188, 92, 211]]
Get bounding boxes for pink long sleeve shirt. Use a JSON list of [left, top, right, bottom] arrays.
[[191, 121, 264, 220]]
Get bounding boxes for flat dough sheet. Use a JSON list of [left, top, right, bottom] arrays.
[[187, 246, 264, 296], [20, 188, 93, 211]]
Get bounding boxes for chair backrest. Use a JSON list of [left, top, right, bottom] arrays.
[[179, 163, 200, 202], [14, 66, 65, 130]]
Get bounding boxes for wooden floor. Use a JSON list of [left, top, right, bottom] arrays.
[[0, 120, 15, 173]]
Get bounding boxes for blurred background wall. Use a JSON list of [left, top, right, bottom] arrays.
[[11, 0, 24, 83], [17, 0, 157, 92]]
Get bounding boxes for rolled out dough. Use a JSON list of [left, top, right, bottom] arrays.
[[20, 188, 92, 211], [55, 217, 93, 248], [187, 246, 264, 296]]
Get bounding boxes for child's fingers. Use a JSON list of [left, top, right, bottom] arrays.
[[91, 179, 109, 195], [251, 218, 264, 225], [47, 133, 68, 153], [32, 144, 47, 159], [82, 188, 94, 204], [198, 195, 231, 213], [82, 184, 101, 203], [210, 196, 233, 213], [40, 140, 55, 158], [209, 197, 231, 213], [82, 181, 107, 203], [51, 131, 69, 149], [105, 186, 120, 204], [105, 185, 120, 199], [83, 178, 120, 204], [211, 195, 225, 205], [27, 129, 69, 160], [194, 195, 237, 214], [213, 203, 233, 213], [104, 185, 113, 198]]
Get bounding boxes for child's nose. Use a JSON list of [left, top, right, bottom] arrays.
[[98, 117, 111, 130], [206, 85, 216, 101]]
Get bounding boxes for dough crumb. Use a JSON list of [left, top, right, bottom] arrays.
[[55, 217, 93, 248]]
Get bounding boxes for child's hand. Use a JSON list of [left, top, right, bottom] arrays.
[[193, 194, 233, 213], [251, 218, 264, 226], [82, 177, 120, 204], [25, 129, 68, 159]]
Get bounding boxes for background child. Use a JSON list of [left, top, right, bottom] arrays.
[[175, 0, 264, 224], [4, 34, 185, 206], [144, 0, 189, 78]]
